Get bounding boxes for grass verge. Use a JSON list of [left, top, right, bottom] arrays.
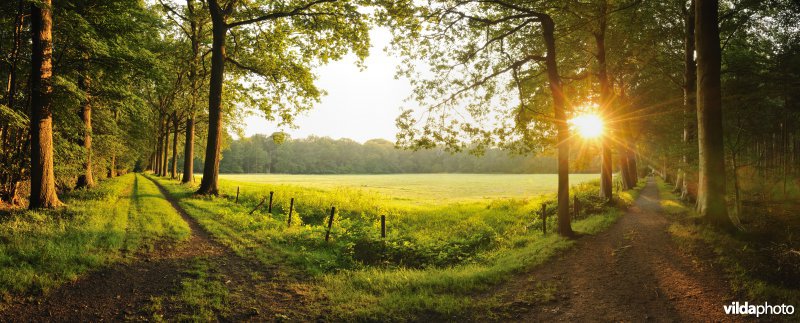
[[656, 178, 800, 307], [0, 173, 189, 300]]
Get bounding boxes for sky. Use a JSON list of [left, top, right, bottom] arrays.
[[242, 28, 411, 143]]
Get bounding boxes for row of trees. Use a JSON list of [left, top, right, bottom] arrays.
[[1, 0, 167, 207], [635, 0, 800, 223], [216, 134, 600, 174], [383, 0, 799, 234], [0, 0, 371, 208], [2, 0, 798, 241]]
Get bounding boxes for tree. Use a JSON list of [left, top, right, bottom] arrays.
[[676, 0, 696, 201], [695, 0, 733, 229], [157, 0, 210, 183], [28, 0, 61, 208], [593, 0, 614, 201], [386, 1, 581, 236], [182, 0, 206, 183], [0, 0, 28, 205], [196, 0, 370, 195], [75, 57, 94, 188]]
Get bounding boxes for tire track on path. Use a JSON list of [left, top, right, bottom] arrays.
[[1, 174, 314, 321]]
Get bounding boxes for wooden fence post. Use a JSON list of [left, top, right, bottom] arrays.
[[381, 215, 386, 238], [541, 203, 547, 234], [325, 206, 336, 242], [287, 198, 294, 226], [268, 191, 274, 213], [235, 186, 240, 203]]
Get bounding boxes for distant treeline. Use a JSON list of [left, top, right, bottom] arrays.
[[212, 134, 599, 174]]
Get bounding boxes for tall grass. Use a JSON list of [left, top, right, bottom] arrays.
[[0, 174, 189, 296]]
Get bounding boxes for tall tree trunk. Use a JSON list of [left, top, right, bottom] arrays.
[[182, 115, 195, 183], [695, 0, 733, 229], [155, 117, 164, 175], [171, 113, 179, 179], [198, 1, 227, 195], [596, 0, 613, 201], [148, 151, 155, 172], [161, 115, 170, 176], [182, 0, 199, 184], [617, 84, 636, 189], [680, 0, 697, 201], [76, 58, 94, 189], [28, 0, 61, 209], [627, 145, 638, 184], [108, 109, 118, 177], [542, 15, 573, 237]]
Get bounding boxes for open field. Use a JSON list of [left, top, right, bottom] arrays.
[[1, 173, 641, 320], [219, 173, 600, 205], [155, 174, 640, 320]]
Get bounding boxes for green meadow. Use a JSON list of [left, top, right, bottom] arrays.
[[155, 173, 640, 320], [218, 173, 599, 205]]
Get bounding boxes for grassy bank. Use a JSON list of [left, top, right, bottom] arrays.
[[152, 174, 642, 320], [0, 174, 189, 298], [656, 178, 800, 306]]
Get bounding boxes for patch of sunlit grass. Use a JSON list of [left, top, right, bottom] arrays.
[[0, 174, 189, 296]]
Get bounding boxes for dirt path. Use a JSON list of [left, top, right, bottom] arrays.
[[491, 178, 740, 322], [0, 175, 315, 321]]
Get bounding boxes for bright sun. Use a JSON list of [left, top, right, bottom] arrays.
[[569, 114, 605, 139]]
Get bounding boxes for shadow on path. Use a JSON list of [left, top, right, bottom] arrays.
[[491, 178, 739, 322], [0, 174, 316, 321]]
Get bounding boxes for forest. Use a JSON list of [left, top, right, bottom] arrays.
[[0, 0, 799, 321], [215, 134, 593, 174]]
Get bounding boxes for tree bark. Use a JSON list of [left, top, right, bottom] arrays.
[[28, 0, 61, 209], [182, 0, 199, 184], [198, 1, 227, 195], [75, 58, 94, 189], [617, 85, 637, 189], [695, 0, 733, 229], [171, 112, 179, 179], [182, 115, 195, 183], [108, 109, 118, 177], [679, 0, 697, 200], [161, 115, 170, 176], [595, 0, 613, 201], [155, 116, 164, 175], [542, 15, 573, 237]]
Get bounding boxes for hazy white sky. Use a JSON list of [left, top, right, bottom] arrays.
[[242, 28, 410, 143]]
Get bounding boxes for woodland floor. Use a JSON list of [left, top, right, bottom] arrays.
[[488, 177, 743, 322], [0, 176, 318, 321], [0, 177, 747, 321]]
